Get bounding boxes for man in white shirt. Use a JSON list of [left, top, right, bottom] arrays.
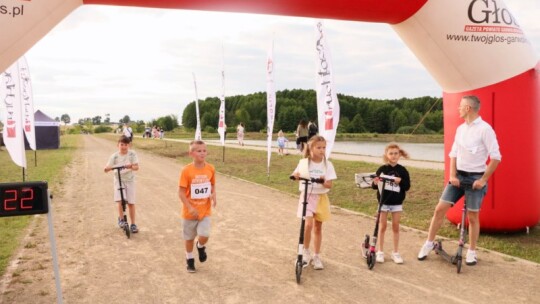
[[417, 95, 501, 266], [122, 123, 133, 142]]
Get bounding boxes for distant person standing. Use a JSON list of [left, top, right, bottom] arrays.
[[122, 124, 133, 142], [276, 130, 289, 156], [236, 123, 245, 146], [308, 120, 318, 140], [296, 120, 309, 152]]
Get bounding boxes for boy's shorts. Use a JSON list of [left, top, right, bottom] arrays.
[[440, 174, 487, 212], [297, 193, 331, 222], [380, 204, 403, 212], [182, 216, 211, 240], [113, 180, 135, 204]]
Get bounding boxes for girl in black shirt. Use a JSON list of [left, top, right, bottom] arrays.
[[371, 143, 411, 264]]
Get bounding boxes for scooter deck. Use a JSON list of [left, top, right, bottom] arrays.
[[434, 241, 458, 264]]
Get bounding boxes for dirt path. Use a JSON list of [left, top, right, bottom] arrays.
[[1, 135, 538, 303]]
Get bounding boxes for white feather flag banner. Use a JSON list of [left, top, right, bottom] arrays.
[[315, 21, 340, 159], [192, 72, 202, 141], [19, 56, 36, 150], [266, 43, 276, 174], [218, 69, 226, 145], [1, 60, 26, 168]]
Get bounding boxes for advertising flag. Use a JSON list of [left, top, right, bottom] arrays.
[[19, 56, 36, 150], [1, 61, 27, 168], [192, 73, 202, 140], [218, 69, 226, 145], [315, 21, 340, 159], [266, 43, 276, 174]]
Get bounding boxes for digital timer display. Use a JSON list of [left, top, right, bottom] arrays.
[[0, 181, 48, 217]]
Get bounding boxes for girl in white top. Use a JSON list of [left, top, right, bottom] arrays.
[[291, 135, 337, 270], [236, 123, 245, 146]]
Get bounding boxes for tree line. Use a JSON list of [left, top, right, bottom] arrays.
[[56, 113, 179, 135], [182, 89, 443, 134]]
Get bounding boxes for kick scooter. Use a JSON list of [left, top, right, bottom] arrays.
[[361, 174, 396, 270], [112, 165, 130, 239], [290, 175, 324, 284], [433, 180, 474, 273]]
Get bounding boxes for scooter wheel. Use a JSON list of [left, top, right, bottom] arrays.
[[367, 251, 376, 270], [124, 224, 131, 239], [455, 254, 462, 273], [295, 261, 303, 284], [361, 236, 369, 260]]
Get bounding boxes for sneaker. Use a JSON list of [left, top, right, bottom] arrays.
[[392, 252, 404, 264], [465, 250, 477, 266], [302, 249, 312, 267], [197, 242, 207, 263], [130, 224, 139, 233], [186, 258, 196, 273], [417, 242, 434, 260], [118, 218, 126, 228], [376, 251, 385, 263], [312, 255, 324, 270]]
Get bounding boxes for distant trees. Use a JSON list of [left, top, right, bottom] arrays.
[[181, 89, 443, 134], [92, 116, 102, 125], [60, 114, 71, 125], [119, 115, 131, 124], [148, 115, 180, 132]]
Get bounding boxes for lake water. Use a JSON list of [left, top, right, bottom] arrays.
[[212, 139, 444, 162]]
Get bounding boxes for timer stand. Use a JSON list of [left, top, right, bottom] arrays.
[[0, 181, 64, 303]]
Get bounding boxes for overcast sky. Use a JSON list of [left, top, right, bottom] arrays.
[[22, 0, 540, 124]]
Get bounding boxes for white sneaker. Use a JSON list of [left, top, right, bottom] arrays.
[[391, 252, 404, 264], [465, 250, 477, 266], [376, 251, 385, 263], [417, 242, 434, 260], [312, 255, 324, 270], [302, 249, 312, 267]]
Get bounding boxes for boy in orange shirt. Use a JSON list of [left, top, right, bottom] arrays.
[[178, 140, 217, 273]]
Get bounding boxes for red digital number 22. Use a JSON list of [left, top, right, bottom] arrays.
[[4, 189, 17, 211]]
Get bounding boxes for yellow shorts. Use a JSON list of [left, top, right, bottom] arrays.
[[297, 193, 331, 222]]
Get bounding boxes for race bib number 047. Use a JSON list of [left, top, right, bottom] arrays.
[[191, 182, 211, 199]]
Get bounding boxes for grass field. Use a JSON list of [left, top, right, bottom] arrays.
[[119, 135, 540, 263], [0, 135, 81, 276]]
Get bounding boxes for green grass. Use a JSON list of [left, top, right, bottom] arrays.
[[116, 134, 540, 263], [0, 135, 81, 275]]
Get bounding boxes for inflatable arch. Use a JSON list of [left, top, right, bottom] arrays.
[[1, 0, 539, 231]]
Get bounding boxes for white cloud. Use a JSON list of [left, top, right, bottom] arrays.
[[19, 0, 539, 124]]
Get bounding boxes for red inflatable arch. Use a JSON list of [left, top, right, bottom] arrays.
[[1, 0, 538, 231]]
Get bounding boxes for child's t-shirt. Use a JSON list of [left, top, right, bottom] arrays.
[[277, 136, 288, 147], [292, 158, 337, 194], [106, 150, 139, 183], [179, 163, 216, 220]]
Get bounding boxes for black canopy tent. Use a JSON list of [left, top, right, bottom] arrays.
[[24, 110, 60, 150]]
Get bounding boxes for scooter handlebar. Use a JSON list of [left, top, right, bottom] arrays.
[[289, 176, 324, 184], [367, 174, 396, 182], [111, 165, 126, 171], [458, 180, 474, 190]]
